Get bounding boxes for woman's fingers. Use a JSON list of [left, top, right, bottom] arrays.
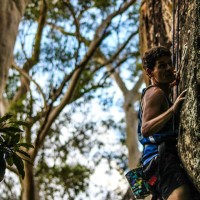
[[179, 89, 187, 98], [173, 90, 187, 113]]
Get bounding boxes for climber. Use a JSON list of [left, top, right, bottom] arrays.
[[137, 46, 198, 200]]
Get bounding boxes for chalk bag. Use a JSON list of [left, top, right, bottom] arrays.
[[125, 167, 151, 199]]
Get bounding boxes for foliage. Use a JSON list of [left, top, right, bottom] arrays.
[[0, 114, 34, 181], [2, 0, 141, 199]]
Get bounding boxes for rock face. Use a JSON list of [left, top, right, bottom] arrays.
[[178, 0, 200, 191], [139, 0, 200, 191]]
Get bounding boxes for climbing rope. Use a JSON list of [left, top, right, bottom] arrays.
[[172, 0, 181, 102], [172, 0, 181, 134], [172, 0, 176, 70]]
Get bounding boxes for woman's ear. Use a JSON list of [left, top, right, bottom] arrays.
[[146, 68, 152, 77]]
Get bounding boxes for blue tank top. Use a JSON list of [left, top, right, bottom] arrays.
[[137, 86, 178, 166]]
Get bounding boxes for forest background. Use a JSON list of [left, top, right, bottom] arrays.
[[0, 0, 143, 200]]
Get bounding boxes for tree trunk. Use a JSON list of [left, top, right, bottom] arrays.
[[123, 102, 143, 200], [139, 0, 200, 192], [124, 94, 141, 169], [139, 0, 172, 55], [139, 0, 172, 85], [0, 0, 28, 116], [0, 1, 40, 199], [21, 162, 36, 200], [97, 52, 143, 169]]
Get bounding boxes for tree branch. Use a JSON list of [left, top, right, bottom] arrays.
[[6, 164, 19, 175], [29, 0, 48, 68], [95, 0, 136, 37], [32, 0, 137, 160], [46, 22, 76, 36], [12, 62, 47, 110], [13, 0, 47, 103], [100, 30, 138, 67], [50, 72, 74, 103], [130, 73, 144, 94], [123, 73, 144, 111], [33, 33, 109, 159], [97, 55, 128, 95], [62, 0, 82, 65], [101, 53, 138, 81], [93, 30, 139, 95]]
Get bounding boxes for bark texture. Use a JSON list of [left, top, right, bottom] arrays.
[[139, 0, 200, 192], [22, 162, 35, 200], [0, 1, 36, 199], [139, 0, 172, 56], [125, 106, 141, 169], [139, 0, 172, 84], [177, 0, 200, 191], [0, 0, 29, 116]]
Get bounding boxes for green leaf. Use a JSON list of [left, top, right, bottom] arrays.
[[17, 149, 31, 158], [0, 154, 6, 182], [19, 157, 33, 166], [9, 121, 29, 127], [0, 114, 13, 124], [13, 153, 25, 179], [1, 135, 9, 143], [13, 144, 19, 151], [9, 133, 21, 145], [6, 156, 14, 166], [0, 136, 4, 143], [0, 127, 23, 135], [17, 143, 34, 149]]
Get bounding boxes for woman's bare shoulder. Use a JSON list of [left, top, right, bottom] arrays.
[[143, 87, 166, 103]]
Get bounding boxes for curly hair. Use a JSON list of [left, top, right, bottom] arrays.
[[142, 46, 171, 70]]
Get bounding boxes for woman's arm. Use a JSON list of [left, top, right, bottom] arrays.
[[141, 88, 186, 137]]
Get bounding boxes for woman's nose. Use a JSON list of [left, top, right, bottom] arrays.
[[167, 64, 172, 70]]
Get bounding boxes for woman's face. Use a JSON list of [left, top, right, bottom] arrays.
[[150, 56, 175, 84]]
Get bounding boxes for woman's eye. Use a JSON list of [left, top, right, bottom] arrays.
[[159, 64, 165, 68]]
